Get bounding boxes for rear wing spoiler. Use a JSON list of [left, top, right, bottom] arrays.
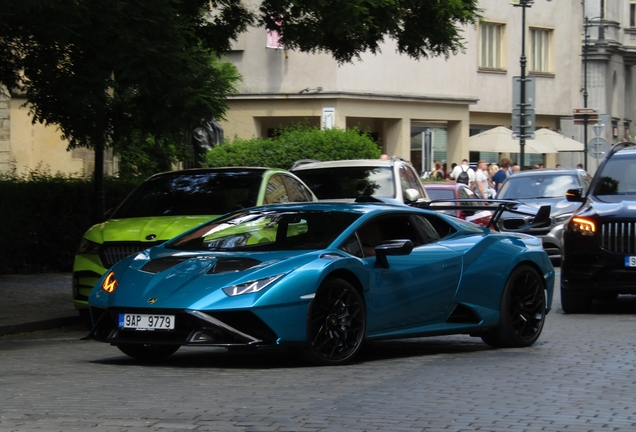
[[417, 199, 551, 232]]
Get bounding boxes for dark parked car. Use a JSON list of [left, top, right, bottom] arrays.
[[496, 168, 592, 262], [561, 142, 636, 313]]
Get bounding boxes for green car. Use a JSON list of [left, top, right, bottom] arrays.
[[72, 167, 317, 323]]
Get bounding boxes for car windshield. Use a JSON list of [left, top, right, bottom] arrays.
[[293, 166, 394, 199], [593, 155, 636, 196], [111, 171, 264, 218], [166, 210, 361, 251], [498, 174, 580, 199]]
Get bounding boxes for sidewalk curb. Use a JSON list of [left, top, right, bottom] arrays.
[[0, 315, 82, 337]]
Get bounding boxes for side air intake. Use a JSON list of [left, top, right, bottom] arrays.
[[446, 304, 483, 325]]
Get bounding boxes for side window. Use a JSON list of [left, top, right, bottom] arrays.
[[412, 214, 455, 240], [340, 233, 364, 258], [282, 175, 313, 202], [264, 175, 289, 204], [458, 186, 475, 199], [400, 165, 424, 200]]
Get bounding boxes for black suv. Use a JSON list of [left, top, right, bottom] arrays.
[[561, 142, 636, 313]]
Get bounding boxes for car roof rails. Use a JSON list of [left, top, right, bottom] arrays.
[[290, 159, 319, 170], [608, 141, 636, 158]]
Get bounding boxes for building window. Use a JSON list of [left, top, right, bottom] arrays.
[[631, 1, 636, 27], [529, 27, 553, 74], [479, 22, 505, 70]]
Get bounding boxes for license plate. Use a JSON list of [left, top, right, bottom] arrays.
[[118, 313, 175, 330], [625, 257, 636, 267]]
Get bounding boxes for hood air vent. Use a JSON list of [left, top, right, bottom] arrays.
[[208, 258, 262, 274], [141, 256, 191, 274]]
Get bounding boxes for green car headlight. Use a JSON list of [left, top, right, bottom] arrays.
[[78, 238, 102, 254], [223, 274, 284, 297]]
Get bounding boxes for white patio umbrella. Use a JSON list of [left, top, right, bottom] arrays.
[[469, 126, 558, 154], [533, 128, 584, 151]]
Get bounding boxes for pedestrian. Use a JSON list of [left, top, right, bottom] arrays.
[[577, 163, 583, 169], [556, 164, 562, 168], [431, 161, 445, 180], [488, 163, 499, 189], [449, 159, 475, 188], [448, 163, 457, 179], [475, 160, 496, 199], [492, 158, 511, 192]]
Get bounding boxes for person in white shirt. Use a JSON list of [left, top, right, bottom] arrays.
[[449, 159, 475, 188], [475, 160, 496, 199]]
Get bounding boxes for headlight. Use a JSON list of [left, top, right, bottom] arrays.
[[78, 238, 102, 254], [101, 271, 118, 293], [570, 217, 595, 235], [223, 274, 284, 297], [553, 213, 573, 224]]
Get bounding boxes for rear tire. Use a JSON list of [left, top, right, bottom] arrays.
[[561, 288, 592, 313], [117, 344, 180, 361], [481, 265, 546, 348]]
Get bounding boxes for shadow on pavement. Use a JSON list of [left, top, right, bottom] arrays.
[[90, 336, 492, 369]]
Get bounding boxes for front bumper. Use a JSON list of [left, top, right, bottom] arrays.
[[561, 252, 636, 295], [88, 307, 282, 347]]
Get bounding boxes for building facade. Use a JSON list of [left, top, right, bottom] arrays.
[[222, 0, 583, 171], [561, 0, 636, 172], [5, 0, 635, 176]]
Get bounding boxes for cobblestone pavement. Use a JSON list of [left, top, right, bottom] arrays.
[[1, 271, 636, 432]]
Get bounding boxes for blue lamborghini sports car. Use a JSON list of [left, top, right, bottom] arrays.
[[87, 202, 555, 365]]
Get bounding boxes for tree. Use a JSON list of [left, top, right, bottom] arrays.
[[204, 125, 381, 169], [260, 0, 480, 63], [0, 0, 479, 221]]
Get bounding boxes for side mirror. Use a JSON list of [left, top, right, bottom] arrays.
[[404, 188, 421, 203], [520, 205, 551, 229], [375, 239, 414, 268], [565, 188, 584, 202]]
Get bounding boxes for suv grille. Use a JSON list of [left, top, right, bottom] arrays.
[[100, 242, 162, 268], [600, 222, 636, 253]]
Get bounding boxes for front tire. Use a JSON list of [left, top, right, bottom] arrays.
[[117, 344, 180, 361], [305, 278, 366, 366], [481, 265, 546, 348]]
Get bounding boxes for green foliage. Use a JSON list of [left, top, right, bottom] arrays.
[[260, 0, 481, 63], [203, 125, 382, 170], [0, 167, 141, 274], [0, 0, 248, 151], [113, 133, 192, 180]]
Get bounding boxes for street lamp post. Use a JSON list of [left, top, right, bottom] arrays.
[[512, 0, 533, 170], [582, 16, 606, 171]]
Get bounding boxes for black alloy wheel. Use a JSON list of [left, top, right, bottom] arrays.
[[305, 278, 366, 366], [117, 344, 180, 361], [481, 265, 546, 348]]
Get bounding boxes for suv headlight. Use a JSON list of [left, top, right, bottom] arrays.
[[78, 238, 102, 254], [570, 217, 595, 235]]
